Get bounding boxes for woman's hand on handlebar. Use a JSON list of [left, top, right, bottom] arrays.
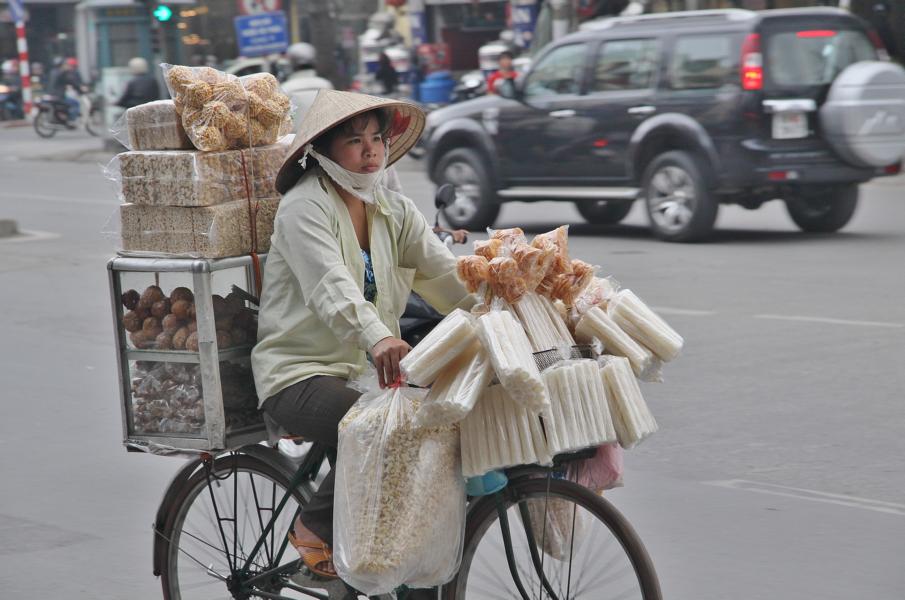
[[370, 337, 412, 388]]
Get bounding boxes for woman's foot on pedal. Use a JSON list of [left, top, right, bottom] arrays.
[[288, 517, 337, 578]]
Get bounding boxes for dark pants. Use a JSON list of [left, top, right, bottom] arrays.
[[263, 375, 360, 545]]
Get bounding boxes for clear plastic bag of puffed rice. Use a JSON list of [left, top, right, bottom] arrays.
[[333, 370, 465, 596]]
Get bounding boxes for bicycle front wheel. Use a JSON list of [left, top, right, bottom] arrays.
[[444, 477, 661, 600], [159, 452, 316, 600]]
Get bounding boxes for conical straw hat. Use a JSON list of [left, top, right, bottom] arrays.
[[275, 89, 425, 195]]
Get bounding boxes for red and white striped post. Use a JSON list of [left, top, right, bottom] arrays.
[[10, 0, 32, 117]]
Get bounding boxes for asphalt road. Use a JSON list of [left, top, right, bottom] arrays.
[[0, 128, 903, 599]]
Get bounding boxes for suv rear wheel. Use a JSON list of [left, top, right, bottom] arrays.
[[434, 148, 499, 230], [642, 151, 718, 242], [575, 200, 634, 225], [785, 184, 859, 233]]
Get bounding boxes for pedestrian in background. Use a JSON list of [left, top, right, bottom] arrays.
[[375, 51, 398, 95], [487, 50, 517, 94], [49, 58, 84, 120], [115, 57, 160, 109]]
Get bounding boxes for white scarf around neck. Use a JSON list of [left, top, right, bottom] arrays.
[[299, 143, 388, 205]]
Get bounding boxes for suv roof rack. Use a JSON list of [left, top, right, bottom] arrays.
[[579, 8, 756, 32]]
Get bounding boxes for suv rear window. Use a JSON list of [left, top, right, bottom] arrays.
[[765, 29, 875, 87], [671, 34, 735, 90]]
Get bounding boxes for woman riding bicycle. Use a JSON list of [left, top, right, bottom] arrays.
[[251, 90, 476, 587]]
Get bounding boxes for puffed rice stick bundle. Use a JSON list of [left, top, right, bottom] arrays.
[[513, 292, 575, 352], [541, 361, 615, 456], [608, 289, 684, 362], [475, 310, 548, 413], [601, 356, 658, 449], [575, 306, 654, 377], [399, 308, 477, 386], [415, 340, 493, 427], [459, 384, 552, 477]]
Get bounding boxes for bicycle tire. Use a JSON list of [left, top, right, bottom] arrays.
[[443, 477, 661, 600], [158, 452, 318, 600], [33, 111, 56, 138], [85, 107, 103, 136]]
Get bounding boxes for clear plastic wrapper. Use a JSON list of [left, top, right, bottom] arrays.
[[532, 226, 573, 298], [414, 340, 493, 427], [459, 384, 552, 477], [575, 305, 654, 378], [399, 308, 477, 387], [512, 292, 575, 352], [334, 378, 464, 595], [512, 244, 555, 293], [608, 289, 684, 362], [572, 276, 620, 318], [162, 64, 292, 151], [456, 255, 489, 294], [524, 495, 589, 561], [540, 360, 616, 456], [566, 443, 624, 491], [487, 256, 527, 305], [116, 197, 279, 258], [600, 356, 658, 449], [129, 360, 260, 436], [475, 309, 548, 413], [474, 238, 503, 261], [105, 136, 292, 207], [112, 99, 194, 151], [550, 259, 596, 307], [489, 227, 527, 250]]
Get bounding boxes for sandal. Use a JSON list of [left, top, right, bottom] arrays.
[[288, 530, 338, 579]]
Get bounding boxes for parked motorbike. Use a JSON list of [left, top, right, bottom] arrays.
[[451, 70, 487, 103], [400, 183, 468, 347], [33, 87, 103, 138]]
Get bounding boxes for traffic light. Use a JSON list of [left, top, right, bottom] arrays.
[[153, 4, 173, 22]]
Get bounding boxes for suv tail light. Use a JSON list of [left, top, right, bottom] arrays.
[[741, 34, 763, 91], [796, 30, 836, 38], [868, 30, 891, 61]]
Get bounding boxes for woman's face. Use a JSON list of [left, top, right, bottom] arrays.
[[325, 115, 386, 174]]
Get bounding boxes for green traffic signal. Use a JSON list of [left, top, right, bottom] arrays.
[[153, 5, 173, 22]]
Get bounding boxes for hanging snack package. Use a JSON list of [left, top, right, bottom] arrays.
[[399, 308, 477, 387], [532, 226, 573, 298], [523, 495, 589, 562], [475, 308, 548, 413], [550, 259, 596, 308], [566, 443, 624, 491], [489, 226, 528, 250], [334, 377, 464, 595], [474, 238, 503, 261], [575, 305, 655, 379], [459, 384, 552, 477], [112, 99, 194, 151], [600, 356, 658, 449], [607, 289, 684, 362], [162, 64, 291, 152], [414, 340, 494, 427]]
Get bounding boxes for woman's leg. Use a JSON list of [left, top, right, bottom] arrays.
[[262, 375, 360, 545]]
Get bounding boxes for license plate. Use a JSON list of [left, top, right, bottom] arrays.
[[772, 111, 808, 139]]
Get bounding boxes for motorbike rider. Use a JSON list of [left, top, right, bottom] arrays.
[[49, 58, 85, 122], [115, 57, 160, 109], [251, 90, 476, 591], [281, 42, 333, 122], [486, 50, 517, 95]]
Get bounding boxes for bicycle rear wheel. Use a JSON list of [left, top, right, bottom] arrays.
[[159, 452, 317, 600], [443, 477, 661, 600]]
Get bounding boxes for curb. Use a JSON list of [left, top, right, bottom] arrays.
[[2, 119, 31, 129]]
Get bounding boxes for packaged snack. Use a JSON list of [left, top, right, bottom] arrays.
[[608, 289, 684, 362], [334, 378, 464, 595], [541, 360, 616, 456], [575, 305, 654, 378], [600, 356, 658, 449], [414, 340, 493, 427], [114, 100, 194, 151], [399, 308, 477, 386]]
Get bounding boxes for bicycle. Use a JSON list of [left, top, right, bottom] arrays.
[[152, 437, 662, 599], [33, 88, 103, 138]]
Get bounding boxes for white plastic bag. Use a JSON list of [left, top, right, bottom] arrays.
[[333, 374, 465, 595]]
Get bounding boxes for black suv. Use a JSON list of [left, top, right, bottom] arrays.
[[419, 8, 905, 241]]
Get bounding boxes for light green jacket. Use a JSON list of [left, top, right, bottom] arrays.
[[252, 168, 474, 404]]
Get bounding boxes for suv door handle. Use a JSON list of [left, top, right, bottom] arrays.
[[628, 105, 656, 115], [549, 109, 576, 118]]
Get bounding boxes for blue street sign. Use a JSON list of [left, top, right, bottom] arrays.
[[234, 12, 289, 57], [8, 0, 25, 22]]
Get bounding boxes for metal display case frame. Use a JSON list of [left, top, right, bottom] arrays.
[[108, 254, 267, 452]]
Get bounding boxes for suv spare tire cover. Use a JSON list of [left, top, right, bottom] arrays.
[[820, 61, 905, 168]]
